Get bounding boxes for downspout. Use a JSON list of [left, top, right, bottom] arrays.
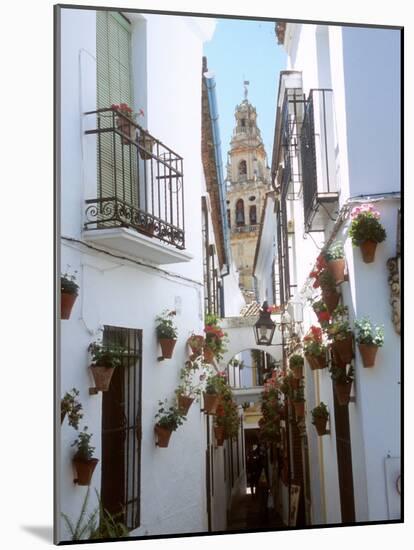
[[204, 70, 231, 277]]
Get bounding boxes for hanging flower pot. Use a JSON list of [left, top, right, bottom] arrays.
[[177, 394, 194, 415], [334, 381, 352, 406], [203, 392, 219, 414], [313, 416, 328, 436], [61, 292, 78, 320], [322, 289, 340, 314], [332, 333, 354, 365], [359, 240, 378, 263], [203, 346, 215, 364], [73, 457, 99, 486], [358, 343, 379, 368], [305, 353, 326, 371], [326, 258, 346, 284], [293, 400, 305, 418], [116, 116, 135, 145], [290, 377, 300, 390], [154, 424, 173, 447], [214, 425, 225, 446], [90, 365, 115, 392], [291, 365, 303, 380], [159, 338, 177, 359]]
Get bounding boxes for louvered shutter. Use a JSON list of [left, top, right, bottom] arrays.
[[96, 11, 137, 209]]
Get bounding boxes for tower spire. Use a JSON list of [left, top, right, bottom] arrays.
[[243, 80, 250, 101]]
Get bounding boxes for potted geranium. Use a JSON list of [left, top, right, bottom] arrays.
[[324, 241, 346, 284], [312, 299, 331, 325], [328, 305, 354, 365], [203, 371, 227, 414], [72, 427, 99, 486], [330, 364, 354, 405], [348, 203, 387, 263], [61, 388, 83, 428], [61, 270, 79, 320], [155, 310, 178, 359], [311, 402, 329, 436], [292, 386, 305, 418], [111, 103, 143, 145], [303, 326, 327, 370], [187, 333, 205, 357], [289, 354, 304, 379], [88, 340, 125, 391], [318, 269, 340, 314], [154, 399, 186, 447], [203, 314, 228, 363], [309, 254, 328, 289], [354, 317, 384, 367], [175, 359, 203, 415]]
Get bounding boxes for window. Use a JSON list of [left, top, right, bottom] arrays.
[[227, 209, 231, 228], [235, 199, 245, 226], [238, 160, 247, 176], [249, 205, 257, 225], [101, 325, 142, 530]]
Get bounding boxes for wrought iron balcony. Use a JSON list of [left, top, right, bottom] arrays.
[[83, 108, 185, 250], [300, 89, 339, 232]]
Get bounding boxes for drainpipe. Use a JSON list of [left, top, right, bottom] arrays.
[[204, 70, 231, 278]]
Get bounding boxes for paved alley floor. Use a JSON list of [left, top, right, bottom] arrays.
[[227, 490, 286, 532]]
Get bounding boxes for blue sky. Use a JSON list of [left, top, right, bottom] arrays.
[[204, 18, 287, 171]]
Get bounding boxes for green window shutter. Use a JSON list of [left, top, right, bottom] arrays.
[[96, 11, 137, 208]]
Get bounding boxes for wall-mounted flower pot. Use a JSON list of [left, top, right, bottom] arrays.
[[322, 289, 340, 314], [305, 353, 326, 371], [178, 395, 194, 415], [327, 258, 346, 285], [359, 240, 377, 263], [154, 424, 173, 447], [290, 377, 300, 390], [61, 292, 77, 320], [332, 333, 354, 365], [203, 392, 219, 414], [188, 335, 205, 355], [358, 343, 379, 368], [316, 311, 330, 324], [116, 117, 135, 145], [313, 416, 329, 436], [73, 457, 99, 486], [293, 401, 305, 418], [334, 381, 352, 406], [90, 365, 115, 392], [203, 347, 215, 364], [159, 338, 177, 359], [291, 366, 303, 380], [214, 425, 225, 446]]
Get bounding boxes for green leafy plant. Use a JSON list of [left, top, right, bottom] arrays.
[[311, 402, 329, 422], [61, 269, 79, 295], [61, 388, 83, 429], [229, 358, 245, 370], [303, 326, 327, 357], [293, 385, 305, 403], [318, 269, 337, 291], [61, 488, 99, 541], [88, 340, 126, 368], [90, 491, 129, 539], [289, 354, 304, 369], [155, 310, 178, 339], [204, 315, 228, 360], [204, 371, 228, 395], [324, 241, 345, 261], [215, 393, 239, 438], [329, 364, 354, 383], [312, 299, 329, 313], [155, 399, 186, 431], [354, 317, 384, 346], [175, 358, 204, 400], [328, 305, 352, 342], [72, 427, 95, 461], [348, 204, 386, 245]]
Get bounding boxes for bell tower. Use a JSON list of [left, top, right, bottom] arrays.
[[226, 83, 271, 303]]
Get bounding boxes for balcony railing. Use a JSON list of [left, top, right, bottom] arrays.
[[300, 89, 339, 232], [232, 224, 259, 234], [83, 108, 185, 249]]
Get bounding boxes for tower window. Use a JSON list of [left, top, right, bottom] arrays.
[[227, 209, 231, 228], [235, 199, 245, 226], [241, 119, 246, 127], [249, 205, 257, 225], [238, 160, 247, 176]]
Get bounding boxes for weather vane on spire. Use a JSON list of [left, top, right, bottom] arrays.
[[243, 80, 250, 100]]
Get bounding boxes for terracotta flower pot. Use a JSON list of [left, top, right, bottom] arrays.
[[178, 394, 194, 415], [291, 366, 303, 380], [313, 416, 328, 436], [332, 333, 354, 365], [138, 222, 155, 237], [327, 258, 346, 285], [359, 240, 377, 263], [322, 289, 340, 314], [305, 353, 326, 371], [116, 116, 135, 145], [214, 425, 225, 446], [334, 381, 352, 406], [61, 292, 77, 320], [154, 424, 173, 447], [203, 347, 215, 364], [138, 135, 154, 160], [90, 365, 115, 391], [203, 392, 219, 414], [73, 457, 99, 486], [159, 338, 177, 359], [293, 401, 305, 418], [187, 335, 204, 355], [358, 343, 379, 368], [290, 377, 300, 390]]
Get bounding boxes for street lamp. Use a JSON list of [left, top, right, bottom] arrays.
[[254, 301, 276, 346]]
